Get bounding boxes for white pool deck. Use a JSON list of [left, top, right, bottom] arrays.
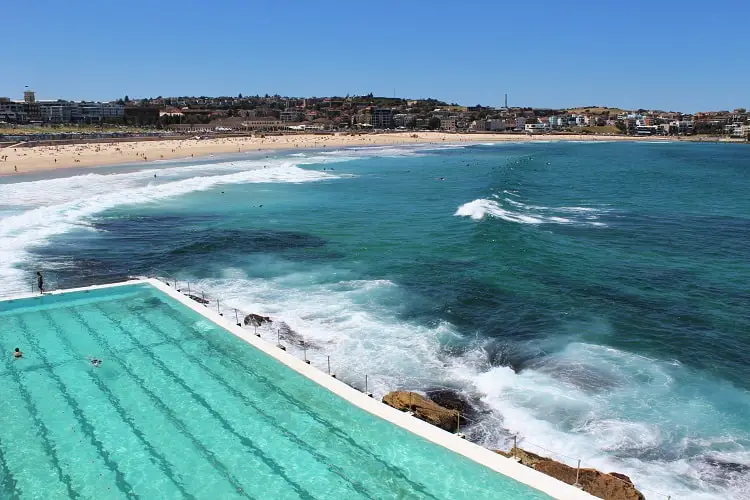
[[3, 278, 596, 500]]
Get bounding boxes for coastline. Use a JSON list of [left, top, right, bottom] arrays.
[[1, 131, 744, 176]]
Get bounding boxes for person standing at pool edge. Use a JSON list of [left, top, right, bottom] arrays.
[[37, 271, 44, 294]]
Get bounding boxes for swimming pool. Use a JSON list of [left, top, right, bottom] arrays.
[[0, 281, 558, 499]]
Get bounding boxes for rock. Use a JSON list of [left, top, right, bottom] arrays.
[[703, 457, 750, 474], [609, 472, 633, 485], [244, 313, 272, 327], [495, 447, 645, 500], [187, 294, 209, 305], [425, 389, 474, 418], [382, 391, 464, 432]]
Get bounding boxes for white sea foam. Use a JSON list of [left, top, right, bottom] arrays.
[[455, 199, 546, 224], [0, 160, 341, 295], [455, 196, 606, 227], [192, 269, 748, 500]]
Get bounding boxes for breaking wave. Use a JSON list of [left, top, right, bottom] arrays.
[[0, 158, 344, 295], [193, 270, 748, 500], [455, 197, 607, 226]]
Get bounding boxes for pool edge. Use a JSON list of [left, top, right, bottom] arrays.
[[1, 279, 595, 500]]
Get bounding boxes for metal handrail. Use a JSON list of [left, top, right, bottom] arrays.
[[151, 271, 675, 499]]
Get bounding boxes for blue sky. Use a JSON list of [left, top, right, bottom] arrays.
[[2, 0, 748, 112]]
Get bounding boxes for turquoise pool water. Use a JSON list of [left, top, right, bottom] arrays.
[[0, 283, 549, 499]]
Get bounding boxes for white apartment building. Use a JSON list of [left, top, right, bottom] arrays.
[[392, 113, 414, 128], [470, 120, 486, 132], [669, 120, 694, 134], [727, 123, 750, 138], [36, 101, 124, 123], [440, 116, 457, 132], [372, 108, 393, 129], [524, 123, 547, 133], [548, 116, 564, 128], [0, 99, 27, 122]]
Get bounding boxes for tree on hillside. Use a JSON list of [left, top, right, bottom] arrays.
[[428, 117, 441, 130]]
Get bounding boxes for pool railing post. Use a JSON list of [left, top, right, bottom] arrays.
[[513, 435, 517, 459], [574, 459, 581, 488], [202, 291, 206, 306], [187, 282, 191, 296], [303, 341, 310, 364], [254, 325, 259, 337], [217, 299, 222, 316], [456, 411, 466, 439], [277, 329, 286, 350], [235, 308, 241, 327], [328, 355, 338, 378]]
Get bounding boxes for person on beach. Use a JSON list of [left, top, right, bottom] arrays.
[[37, 271, 44, 294], [14, 348, 22, 359]]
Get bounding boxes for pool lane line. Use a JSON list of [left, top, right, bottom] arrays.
[[117, 301, 382, 500], [0, 316, 80, 499], [64, 306, 256, 500], [150, 298, 442, 499], [41, 311, 197, 500], [0, 424, 21, 499], [91, 303, 320, 500], [0, 335, 175, 380], [22, 312, 135, 498]]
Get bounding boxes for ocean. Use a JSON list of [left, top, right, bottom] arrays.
[[1, 141, 748, 499]]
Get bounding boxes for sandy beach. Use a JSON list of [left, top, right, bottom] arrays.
[[0, 131, 733, 176]]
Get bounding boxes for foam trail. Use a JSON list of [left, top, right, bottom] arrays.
[[454, 199, 546, 224], [455, 198, 605, 227]]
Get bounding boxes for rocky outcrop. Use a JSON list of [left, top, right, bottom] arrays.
[[244, 313, 272, 327], [608, 473, 633, 485], [425, 389, 476, 420], [382, 391, 463, 432], [188, 294, 209, 305], [495, 447, 645, 500]]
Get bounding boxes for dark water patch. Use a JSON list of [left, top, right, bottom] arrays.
[[29, 215, 339, 291], [167, 230, 326, 257]]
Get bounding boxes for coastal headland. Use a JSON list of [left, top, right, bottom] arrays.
[[1, 131, 743, 176]]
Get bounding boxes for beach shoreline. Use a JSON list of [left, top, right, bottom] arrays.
[[0, 131, 745, 176]]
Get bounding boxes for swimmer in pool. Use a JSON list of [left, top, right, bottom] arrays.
[[13, 347, 22, 359]]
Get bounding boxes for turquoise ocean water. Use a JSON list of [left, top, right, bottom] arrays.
[[0, 141, 748, 499]]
